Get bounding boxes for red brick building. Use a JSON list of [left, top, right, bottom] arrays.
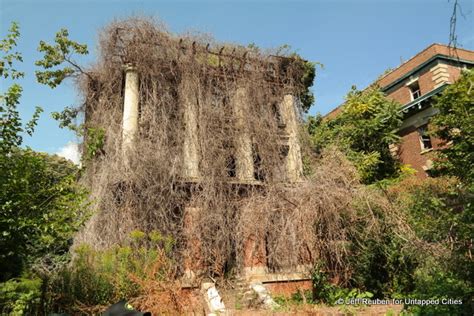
[[327, 44, 474, 178]]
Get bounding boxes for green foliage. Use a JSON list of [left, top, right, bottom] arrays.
[[349, 235, 417, 298], [1, 23, 88, 282], [51, 106, 82, 134], [298, 59, 318, 112], [1, 22, 43, 154], [35, 28, 88, 88], [84, 127, 105, 161], [272, 290, 314, 308], [0, 149, 90, 281], [47, 232, 175, 312], [1, 22, 91, 314], [243, 42, 317, 112], [308, 86, 403, 183], [385, 177, 473, 315], [284, 52, 318, 113], [0, 277, 42, 315], [431, 69, 474, 185], [340, 176, 473, 314], [311, 263, 333, 303], [306, 74, 472, 312], [400, 178, 473, 282], [405, 257, 472, 315], [35, 28, 88, 135], [311, 266, 373, 306], [0, 22, 24, 80], [403, 179, 471, 246], [289, 290, 313, 304]]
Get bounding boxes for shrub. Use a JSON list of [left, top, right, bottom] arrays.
[[388, 177, 473, 315], [311, 266, 373, 306], [430, 69, 474, 184], [0, 149, 89, 281], [307, 86, 403, 184], [0, 277, 42, 315], [45, 231, 182, 314], [405, 257, 472, 315]]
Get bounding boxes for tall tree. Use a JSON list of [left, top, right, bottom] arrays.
[[308, 86, 403, 184], [0, 22, 42, 153], [0, 22, 89, 281], [431, 69, 474, 185]]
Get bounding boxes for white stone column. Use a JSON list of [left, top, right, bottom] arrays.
[[233, 87, 254, 182], [122, 64, 139, 154], [181, 77, 200, 180], [280, 94, 303, 182]]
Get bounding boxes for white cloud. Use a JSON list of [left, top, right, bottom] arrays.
[[56, 141, 81, 165]]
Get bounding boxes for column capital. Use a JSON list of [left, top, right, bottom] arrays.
[[123, 63, 137, 73]]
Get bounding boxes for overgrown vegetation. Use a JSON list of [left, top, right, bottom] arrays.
[[310, 264, 374, 305], [0, 150, 89, 280], [307, 86, 403, 184], [0, 22, 89, 314], [44, 231, 192, 315], [304, 71, 473, 315], [0, 22, 42, 153], [400, 70, 473, 315], [76, 18, 368, 279], [1, 16, 473, 316], [390, 177, 472, 315], [431, 69, 474, 184]]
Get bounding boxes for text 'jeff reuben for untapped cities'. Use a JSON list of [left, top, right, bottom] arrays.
[[336, 298, 463, 306]]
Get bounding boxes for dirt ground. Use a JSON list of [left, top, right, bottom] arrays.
[[216, 286, 403, 316], [228, 304, 403, 315]]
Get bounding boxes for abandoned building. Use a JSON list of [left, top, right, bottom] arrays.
[[77, 19, 320, 292], [326, 44, 474, 178]]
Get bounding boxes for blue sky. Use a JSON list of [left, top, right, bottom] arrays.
[[1, 0, 473, 161]]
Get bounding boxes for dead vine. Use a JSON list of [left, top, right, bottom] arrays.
[[74, 17, 412, 284]]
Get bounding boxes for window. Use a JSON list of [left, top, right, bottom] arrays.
[[418, 125, 432, 151], [279, 145, 289, 158], [224, 140, 236, 178], [408, 81, 421, 100], [252, 144, 265, 181], [226, 155, 236, 178], [272, 102, 286, 128]]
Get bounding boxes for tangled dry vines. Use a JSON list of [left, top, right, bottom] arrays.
[[74, 18, 410, 283]]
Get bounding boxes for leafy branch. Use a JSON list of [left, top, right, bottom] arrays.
[[0, 22, 43, 153], [35, 28, 89, 134], [35, 28, 89, 88], [0, 22, 24, 80]]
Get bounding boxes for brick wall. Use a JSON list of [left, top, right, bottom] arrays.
[[384, 61, 464, 104], [324, 44, 474, 180], [398, 127, 445, 179], [399, 129, 427, 178], [265, 280, 312, 297], [376, 44, 474, 89], [327, 44, 474, 116]]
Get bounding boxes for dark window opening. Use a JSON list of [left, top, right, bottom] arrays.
[[418, 125, 432, 151], [253, 144, 265, 181], [226, 155, 236, 178], [120, 73, 126, 98], [138, 84, 143, 121], [272, 102, 286, 128], [279, 145, 289, 158], [409, 81, 421, 100]]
